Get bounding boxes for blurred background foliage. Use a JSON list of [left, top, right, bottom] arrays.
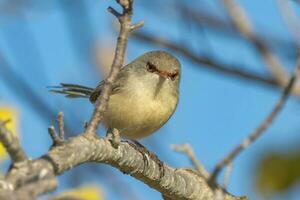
[[0, 106, 18, 160], [256, 149, 300, 198], [52, 184, 103, 200], [0, 0, 300, 199]]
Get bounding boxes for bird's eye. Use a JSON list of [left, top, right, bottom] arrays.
[[146, 62, 157, 73], [170, 71, 179, 80]]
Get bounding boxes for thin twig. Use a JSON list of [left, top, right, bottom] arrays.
[[215, 188, 225, 200], [210, 56, 300, 182], [106, 128, 121, 148], [48, 112, 66, 146], [214, 162, 232, 200], [85, 0, 143, 136], [171, 143, 209, 179], [130, 21, 144, 31], [0, 120, 27, 163], [57, 112, 65, 141], [107, 6, 121, 19], [48, 126, 61, 146], [223, 162, 232, 189]]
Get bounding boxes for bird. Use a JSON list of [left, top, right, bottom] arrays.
[[50, 51, 181, 140]]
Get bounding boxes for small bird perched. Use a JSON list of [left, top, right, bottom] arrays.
[[51, 51, 181, 140]]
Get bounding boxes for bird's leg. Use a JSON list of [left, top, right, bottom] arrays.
[[127, 140, 165, 179], [106, 128, 121, 148], [106, 127, 113, 139]]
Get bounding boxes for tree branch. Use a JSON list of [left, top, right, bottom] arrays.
[[210, 56, 300, 182], [3, 134, 245, 200]]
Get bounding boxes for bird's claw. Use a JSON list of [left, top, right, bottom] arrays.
[[127, 140, 165, 179]]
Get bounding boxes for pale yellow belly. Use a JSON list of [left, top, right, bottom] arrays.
[[103, 90, 178, 139]]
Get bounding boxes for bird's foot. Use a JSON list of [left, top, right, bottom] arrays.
[[106, 128, 121, 148], [127, 140, 165, 179]]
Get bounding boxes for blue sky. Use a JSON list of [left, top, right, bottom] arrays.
[[0, 0, 300, 199]]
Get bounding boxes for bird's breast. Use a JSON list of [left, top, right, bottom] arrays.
[[103, 76, 178, 139]]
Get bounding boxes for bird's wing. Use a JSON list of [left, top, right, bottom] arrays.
[[89, 70, 126, 103]]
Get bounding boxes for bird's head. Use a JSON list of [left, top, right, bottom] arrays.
[[130, 51, 181, 86]]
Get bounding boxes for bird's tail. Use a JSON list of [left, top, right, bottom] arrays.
[[49, 83, 94, 99]]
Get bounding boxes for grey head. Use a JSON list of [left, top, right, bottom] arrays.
[[125, 51, 181, 92]]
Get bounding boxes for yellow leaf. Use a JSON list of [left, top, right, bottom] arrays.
[[54, 185, 103, 200], [255, 150, 300, 196], [0, 106, 18, 160]]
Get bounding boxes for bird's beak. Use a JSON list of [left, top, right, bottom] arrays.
[[154, 74, 166, 99], [158, 75, 167, 82], [158, 71, 170, 79]]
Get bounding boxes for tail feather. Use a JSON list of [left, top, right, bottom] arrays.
[[49, 83, 94, 99]]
